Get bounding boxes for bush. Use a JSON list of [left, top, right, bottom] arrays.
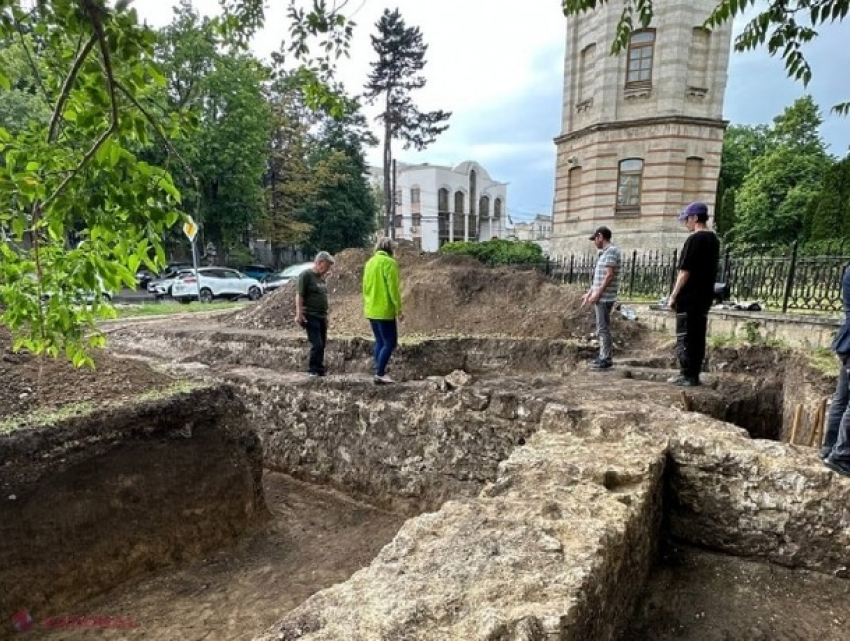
[[438, 240, 544, 266]]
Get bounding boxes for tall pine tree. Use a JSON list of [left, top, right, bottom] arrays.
[[364, 9, 451, 237]]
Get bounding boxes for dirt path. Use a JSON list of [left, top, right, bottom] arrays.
[[625, 543, 850, 641], [28, 473, 405, 640]]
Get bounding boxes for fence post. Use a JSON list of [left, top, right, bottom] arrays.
[[629, 250, 637, 297], [782, 240, 799, 313], [722, 246, 731, 282], [669, 249, 678, 294], [568, 254, 575, 284]]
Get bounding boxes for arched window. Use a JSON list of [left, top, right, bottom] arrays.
[[438, 188, 450, 242], [479, 195, 490, 219], [454, 190, 465, 214], [494, 198, 502, 220], [626, 30, 655, 87], [616, 158, 643, 211], [469, 170, 477, 214]]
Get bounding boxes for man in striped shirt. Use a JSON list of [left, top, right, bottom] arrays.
[[580, 226, 622, 370]]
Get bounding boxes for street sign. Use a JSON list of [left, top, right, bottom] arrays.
[[183, 218, 198, 242]]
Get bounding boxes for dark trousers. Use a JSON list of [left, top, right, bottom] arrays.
[[675, 307, 708, 380], [369, 319, 398, 377], [303, 314, 327, 375], [824, 354, 850, 459]]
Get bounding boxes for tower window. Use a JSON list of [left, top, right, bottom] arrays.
[[626, 30, 655, 87], [616, 158, 643, 212]]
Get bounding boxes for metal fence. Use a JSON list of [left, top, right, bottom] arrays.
[[512, 241, 850, 313]]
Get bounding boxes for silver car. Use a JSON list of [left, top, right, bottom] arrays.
[[261, 262, 314, 292]]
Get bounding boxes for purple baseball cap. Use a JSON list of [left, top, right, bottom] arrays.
[[677, 201, 708, 221]]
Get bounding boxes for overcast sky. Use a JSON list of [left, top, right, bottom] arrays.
[[136, 0, 850, 223]]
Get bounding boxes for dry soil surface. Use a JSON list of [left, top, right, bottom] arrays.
[[225, 247, 647, 346], [626, 543, 850, 641], [28, 473, 405, 640]]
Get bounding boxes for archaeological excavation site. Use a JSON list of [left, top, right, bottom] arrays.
[[2, 248, 850, 641]]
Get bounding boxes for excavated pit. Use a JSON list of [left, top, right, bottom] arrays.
[[4, 318, 845, 640]]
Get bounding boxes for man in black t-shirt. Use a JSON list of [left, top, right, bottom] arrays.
[[668, 202, 720, 387]]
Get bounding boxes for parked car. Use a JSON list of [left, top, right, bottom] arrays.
[[171, 267, 264, 303], [261, 262, 314, 292], [240, 264, 276, 281], [135, 269, 156, 290], [147, 268, 193, 299]]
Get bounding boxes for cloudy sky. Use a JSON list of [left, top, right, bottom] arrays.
[[136, 0, 850, 223]]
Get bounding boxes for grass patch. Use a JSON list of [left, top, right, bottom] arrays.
[[0, 380, 207, 434], [116, 301, 248, 318], [807, 347, 838, 376]]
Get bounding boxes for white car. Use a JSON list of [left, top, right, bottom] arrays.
[[171, 267, 264, 303]]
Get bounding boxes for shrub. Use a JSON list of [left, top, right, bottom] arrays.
[[439, 240, 544, 266]]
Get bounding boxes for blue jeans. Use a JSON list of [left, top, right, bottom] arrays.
[[824, 354, 850, 459], [369, 319, 398, 377]]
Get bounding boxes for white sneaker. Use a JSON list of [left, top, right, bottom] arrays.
[[374, 374, 395, 384]]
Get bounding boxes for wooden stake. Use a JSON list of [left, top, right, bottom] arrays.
[[680, 390, 692, 412], [790, 404, 803, 445], [810, 397, 828, 448]]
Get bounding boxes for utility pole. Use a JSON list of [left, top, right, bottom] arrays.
[[390, 158, 398, 240]]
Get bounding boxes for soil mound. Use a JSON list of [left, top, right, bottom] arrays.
[[225, 250, 646, 343], [0, 328, 177, 420]]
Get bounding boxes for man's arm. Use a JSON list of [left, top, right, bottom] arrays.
[[295, 273, 307, 323], [668, 270, 690, 310], [585, 266, 616, 305]]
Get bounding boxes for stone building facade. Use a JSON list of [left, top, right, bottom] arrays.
[[551, 3, 733, 257], [384, 161, 509, 252]]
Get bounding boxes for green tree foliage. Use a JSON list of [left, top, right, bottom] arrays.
[[0, 1, 185, 366], [561, 0, 850, 113], [364, 9, 450, 237], [260, 68, 317, 265], [439, 239, 545, 266], [300, 106, 378, 254], [715, 125, 771, 241], [156, 2, 272, 260], [734, 96, 832, 246], [808, 155, 850, 244], [0, 0, 356, 366]]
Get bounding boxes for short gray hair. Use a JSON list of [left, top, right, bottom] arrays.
[[374, 237, 393, 253], [314, 251, 335, 265]]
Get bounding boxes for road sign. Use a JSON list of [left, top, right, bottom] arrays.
[[183, 218, 198, 242]]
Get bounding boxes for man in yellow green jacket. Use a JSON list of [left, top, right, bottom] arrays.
[[362, 237, 404, 384]]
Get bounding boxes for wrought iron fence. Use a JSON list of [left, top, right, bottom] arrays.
[[501, 240, 850, 313]]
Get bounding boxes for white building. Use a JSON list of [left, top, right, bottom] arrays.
[[513, 214, 553, 254], [551, 3, 733, 256], [373, 161, 509, 252]]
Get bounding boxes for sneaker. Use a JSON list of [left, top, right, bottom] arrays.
[[824, 455, 850, 477], [590, 359, 612, 370], [670, 375, 700, 387], [374, 374, 395, 385], [308, 372, 321, 379], [820, 446, 833, 461]]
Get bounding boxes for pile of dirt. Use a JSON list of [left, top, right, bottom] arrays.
[[225, 248, 646, 344], [0, 329, 177, 420]]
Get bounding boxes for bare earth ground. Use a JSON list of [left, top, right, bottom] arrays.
[[626, 543, 850, 641], [2, 248, 844, 640], [29, 473, 405, 641]]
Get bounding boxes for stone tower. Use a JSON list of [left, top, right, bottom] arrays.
[[551, 4, 733, 256]]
